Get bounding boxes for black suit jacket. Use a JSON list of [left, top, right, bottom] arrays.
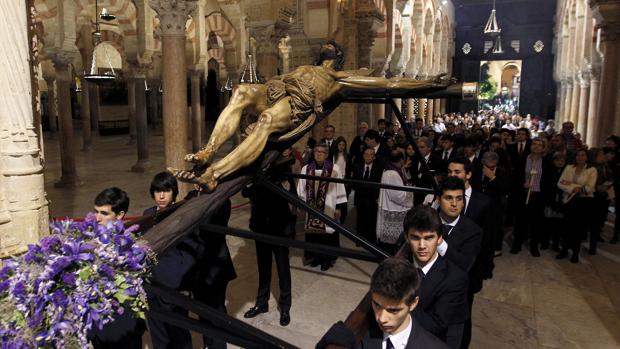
[[352, 161, 384, 206], [375, 144, 391, 160], [507, 141, 531, 184], [316, 318, 449, 349], [469, 157, 483, 191], [321, 138, 339, 159], [431, 149, 457, 174], [443, 215, 483, 273], [464, 190, 495, 291], [350, 135, 365, 164], [412, 256, 469, 340]]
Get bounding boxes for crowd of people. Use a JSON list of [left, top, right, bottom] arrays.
[[86, 110, 620, 349]]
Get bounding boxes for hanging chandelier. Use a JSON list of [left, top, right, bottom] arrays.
[[484, 0, 501, 36], [84, 0, 117, 84], [492, 35, 504, 54], [220, 77, 233, 92], [239, 54, 261, 84]]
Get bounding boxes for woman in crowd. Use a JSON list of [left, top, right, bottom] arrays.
[[332, 136, 351, 223], [376, 150, 414, 254], [403, 142, 416, 185], [589, 147, 614, 254], [541, 152, 567, 252], [557, 148, 597, 263]]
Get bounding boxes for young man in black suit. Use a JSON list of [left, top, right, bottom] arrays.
[[405, 206, 469, 349], [365, 129, 390, 161], [320, 124, 338, 159], [506, 128, 531, 226], [446, 159, 493, 349], [350, 122, 369, 165], [436, 177, 483, 273], [411, 137, 438, 206], [431, 134, 457, 175], [317, 258, 449, 349], [352, 147, 384, 242], [479, 151, 511, 256]]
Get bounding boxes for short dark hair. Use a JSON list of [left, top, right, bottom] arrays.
[[94, 187, 130, 215], [377, 119, 386, 125], [439, 134, 454, 143], [325, 124, 335, 131], [389, 149, 405, 163], [448, 157, 473, 174], [403, 205, 443, 237], [517, 127, 531, 138], [149, 171, 179, 201], [365, 129, 380, 141], [415, 118, 423, 123], [438, 176, 465, 196], [370, 258, 419, 305]]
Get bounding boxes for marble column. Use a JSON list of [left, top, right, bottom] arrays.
[[576, 73, 590, 139], [0, 0, 48, 256], [393, 98, 402, 124], [356, 15, 379, 127], [426, 98, 434, 124], [590, 0, 620, 144], [89, 83, 100, 135], [419, 99, 427, 122], [253, 24, 282, 80], [569, 76, 581, 125], [127, 78, 137, 144], [43, 76, 57, 136], [433, 99, 441, 117], [563, 80, 573, 123], [80, 80, 92, 151], [190, 70, 202, 152], [52, 53, 79, 187], [150, 0, 195, 176], [131, 72, 149, 172], [586, 70, 600, 146]]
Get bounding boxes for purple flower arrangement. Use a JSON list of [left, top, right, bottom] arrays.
[[0, 214, 153, 348]]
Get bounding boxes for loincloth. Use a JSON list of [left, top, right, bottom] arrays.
[[266, 76, 323, 128]]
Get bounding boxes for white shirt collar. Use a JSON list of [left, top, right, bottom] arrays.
[[414, 252, 439, 276], [374, 144, 380, 153], [383, 314, 412, 349], [441, 214, 460, 227], [464, 186, 472, 212], [468, 155, 476, 162], [424, 153, 431, 161]]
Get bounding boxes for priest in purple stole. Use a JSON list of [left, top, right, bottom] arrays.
[[297, 143, 348, 271]]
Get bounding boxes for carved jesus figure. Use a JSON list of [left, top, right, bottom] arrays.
[[171, 40, 469, 191]]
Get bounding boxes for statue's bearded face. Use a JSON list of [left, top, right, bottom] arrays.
[[319, 44, 338, 61]]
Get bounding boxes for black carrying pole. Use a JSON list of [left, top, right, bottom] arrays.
[[204, 224, 382, 262], [254, 174, 391, 260], [284, 172, 434, 194]]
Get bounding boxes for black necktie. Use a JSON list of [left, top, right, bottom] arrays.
[[417, 267, 425, 279], [443, 151, 448, 160], [442, 224, 453, 236], [519, 143, 523, 155], [386, 337, 395, 349], [364, 165, 370, 180]]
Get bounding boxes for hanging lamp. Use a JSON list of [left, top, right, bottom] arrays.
[[220, 77, 233, 92], [239, 54, 261, 84], [84, 0, 117, 84], [484, 0, 501, 36], [492, 35, 504, 54]]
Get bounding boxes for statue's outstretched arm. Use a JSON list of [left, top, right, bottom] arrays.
[[335, 74, 449, 97]]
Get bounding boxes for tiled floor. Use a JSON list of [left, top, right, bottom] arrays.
[[43, 131, 620, 348]]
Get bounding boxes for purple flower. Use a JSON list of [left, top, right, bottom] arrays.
[[61, 272, 76, 286], [113, 234, 134, 253], [39, 235, 61, 253], [62, 240, 95, 262], [99, 264, 114, 278], [23, 244, 43, 263], [34, 330, 53, 346], [0, 279, 9, 293]]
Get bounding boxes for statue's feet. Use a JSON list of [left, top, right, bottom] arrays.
[[198, 168, 218, 193], [184, 153, 210, 165], [168, 167, 200, 184]]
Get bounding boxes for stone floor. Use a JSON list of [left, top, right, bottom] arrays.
[[43, 132, 620, 349]]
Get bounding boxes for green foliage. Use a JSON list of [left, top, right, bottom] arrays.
[[479, 63, 497, 100]]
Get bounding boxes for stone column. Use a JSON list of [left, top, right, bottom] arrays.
[[590, 0, 620, 144], [150, 0, 195, 179], [557, 81, 567, 124], [433, 99, 441, 117], [418, 99, 427, 121], [148, 79, 160, 127], [569, 76, 581, 125], [356, 14, 379, 127], [127, 78, 137, 144], [407, 98, 414, 119], [576, 72, 590, 139], [586, 69, 600, 146], [52, 53, 79, 187], [563, 80, 573, 123], [0, 0, 48, 256], [426, 98, 434, 124], [80, 80, 92, 151], [190, 70, 202, 152], [43, 76, 57, 136], [90, 83, 100, 135], [393, 98, 402, 124], [252, 23, 283, 80], [131, 70, 150, 172]]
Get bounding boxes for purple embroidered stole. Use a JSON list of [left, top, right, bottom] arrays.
[[305, 161, 334, 232]]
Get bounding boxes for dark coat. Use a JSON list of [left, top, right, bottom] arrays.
[[507, 141, 532, 185], [443, 215, 483, 273], [411, 256, 470, 340], [463, 190, 494, 292], [352, 161, 384, 206], [316, 318, 449, 349]]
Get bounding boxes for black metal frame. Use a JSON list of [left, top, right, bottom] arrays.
[[284, 172, 434, 194]]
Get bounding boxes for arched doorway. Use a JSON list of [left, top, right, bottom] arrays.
[[206, 58, 221, 122]]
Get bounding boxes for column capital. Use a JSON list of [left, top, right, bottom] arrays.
[[149, 0, 197, 36], [578, 70, 591, 88], [50, 50, 75, 72], [249, 21, 289, 55], [590, 0, 620, 41]]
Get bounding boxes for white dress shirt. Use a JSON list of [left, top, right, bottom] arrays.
[[464, 186, 472, 214], [383, 314, 413, 349], [414, 252, 439, 277], [437, 215, 460, 256]]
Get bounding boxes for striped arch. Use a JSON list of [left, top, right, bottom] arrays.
[[205, 12, 236, 50], [207, 48, 227, 77]]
